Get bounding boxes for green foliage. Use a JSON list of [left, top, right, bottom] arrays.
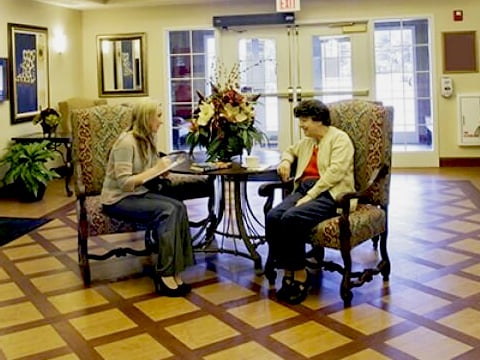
[[0, 141, 61, 198]]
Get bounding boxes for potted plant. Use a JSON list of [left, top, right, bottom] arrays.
[[33, 107, 62, 137], [0, 141, 60, 202]]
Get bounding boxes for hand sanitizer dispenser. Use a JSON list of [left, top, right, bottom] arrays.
[[441, 77, 453, 98]]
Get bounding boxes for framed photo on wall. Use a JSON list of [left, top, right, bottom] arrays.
[[7, 23, 49, 124], [0, 58, 7, 102]]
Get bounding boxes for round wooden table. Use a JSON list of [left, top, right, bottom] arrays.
[[172, 150, 280, 273]]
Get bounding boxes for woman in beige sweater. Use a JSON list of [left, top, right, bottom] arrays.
[[266, 99, 355, 305]]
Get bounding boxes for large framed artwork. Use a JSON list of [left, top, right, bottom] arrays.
[[8, 23, 49, 124]]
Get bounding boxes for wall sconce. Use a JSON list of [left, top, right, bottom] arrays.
[[53, 30, 67, 54]]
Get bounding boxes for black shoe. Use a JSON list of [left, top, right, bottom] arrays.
[[154, 277, 185, 297], [178, 282, 192, 295], [275, 276, 293, 301], [284, 278, 311, 305]]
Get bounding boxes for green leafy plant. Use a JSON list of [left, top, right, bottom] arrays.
[[0, 141, 61, 199], [33, 107, 61, 127]]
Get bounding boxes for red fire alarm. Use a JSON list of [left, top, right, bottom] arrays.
[[453, 9, 463, 21]]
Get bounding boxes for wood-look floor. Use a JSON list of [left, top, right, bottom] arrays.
[[1, 168, 480, 359]]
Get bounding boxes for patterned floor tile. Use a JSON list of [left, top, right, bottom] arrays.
[[203, 341, 283, 360], [165, 315, 240, 349], [0, 325, 67, 359], [109, 277, 155, 298], [385, 327, 472, 359], [425, 274, 480, 298], [193, 281, 256, 304], [270, 320, 352, 357], [47, 288, 109, 314], [31, 271, 83, 293], [15, 256, 66, 275], [227, 299, 299, 328], [0, 302, 44, 329], [3, 243, 49, 260], [69, 308, 138, 340], [0, 282, 25, 302], [328, 303, 405, 335], [437, 308, 480, 340], [381, 287, 451, 315], [134, 296, 200, 321], [94, 333, 173, 360]]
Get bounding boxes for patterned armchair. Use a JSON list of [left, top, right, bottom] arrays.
[[71, 104, 214, 286], [259, 99, 393, 307]]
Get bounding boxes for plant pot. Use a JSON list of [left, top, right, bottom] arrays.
[[41, 123, 58, 137], [16, 182, 47, 202]]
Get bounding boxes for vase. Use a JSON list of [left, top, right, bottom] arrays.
[[41, 123, 58, 138]]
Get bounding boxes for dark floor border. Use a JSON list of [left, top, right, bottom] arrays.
[[440, 157, 480, 167]]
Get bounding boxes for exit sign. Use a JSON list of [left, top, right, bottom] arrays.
[[276, 0, 300, 12]]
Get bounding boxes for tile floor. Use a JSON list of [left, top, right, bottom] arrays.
[[1, 171, 480, 359]]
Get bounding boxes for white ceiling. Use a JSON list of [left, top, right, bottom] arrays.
[[32, 0, 228, 10]]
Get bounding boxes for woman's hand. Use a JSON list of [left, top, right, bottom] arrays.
[[155, 157, 172, 177], [277, 160, 291, 182], [295, 194, 313, 207]]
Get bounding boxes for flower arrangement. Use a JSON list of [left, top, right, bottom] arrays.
[[186, 63, 266, 162], [33, 107, 62, 136]]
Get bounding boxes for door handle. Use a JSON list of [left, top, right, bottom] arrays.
[[296, 86, 302, 102], [287, 86, 294, 102]]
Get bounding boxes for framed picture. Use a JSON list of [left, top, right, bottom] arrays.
[[0, 58, 7, 102], [443, 31, 477, 73], [7, 23, 49, 124]]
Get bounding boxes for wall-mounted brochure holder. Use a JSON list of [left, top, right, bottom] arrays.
[[458, 94, 480, 146]]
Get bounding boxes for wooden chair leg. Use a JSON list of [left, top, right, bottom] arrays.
[[263, 252, 277, 285], [378, 231, 390, 281], [339, 235, 354, 307], [78, 233, 91, 286]]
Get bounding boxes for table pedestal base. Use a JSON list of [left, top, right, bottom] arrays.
[[193, 176, 266, 273]]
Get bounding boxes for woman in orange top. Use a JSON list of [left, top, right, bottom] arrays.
[[266, 99, 355, 305]]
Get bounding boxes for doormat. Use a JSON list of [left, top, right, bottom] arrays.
[[0, 217, 51, 246]]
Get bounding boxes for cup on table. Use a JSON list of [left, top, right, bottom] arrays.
[[245, 155, 260, 168]]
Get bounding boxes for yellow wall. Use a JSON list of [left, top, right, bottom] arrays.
[[2, 0, 480, 161], [0, 0, 82, 152], [80, 0, 480, 160]]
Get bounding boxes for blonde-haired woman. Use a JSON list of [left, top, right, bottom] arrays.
[[101, 100, 193, 296]]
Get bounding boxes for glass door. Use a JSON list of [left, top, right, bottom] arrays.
[[217, 24, 372, 151], [217, 26, 294, 151], [216, 19, 436, 166]]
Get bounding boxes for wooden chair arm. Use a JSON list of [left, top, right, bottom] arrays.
[[258, 180, 292, 197], [258, 179, 294, 216], [336, 163, 389, 215]]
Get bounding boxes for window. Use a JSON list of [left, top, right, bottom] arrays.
[[167, 30, 215, 150], [313, 36, 353, 103], [374, 19, 433, 150]]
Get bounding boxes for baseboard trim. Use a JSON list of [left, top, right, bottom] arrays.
[[440, 158, 480, 167]]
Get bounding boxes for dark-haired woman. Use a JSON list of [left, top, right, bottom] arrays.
[[266, 99, 355, 305]]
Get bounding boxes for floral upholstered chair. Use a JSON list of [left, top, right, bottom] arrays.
[[259, 99, 393, 307], [71, 104, 146, 285], [71, 104, 214, 285]]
